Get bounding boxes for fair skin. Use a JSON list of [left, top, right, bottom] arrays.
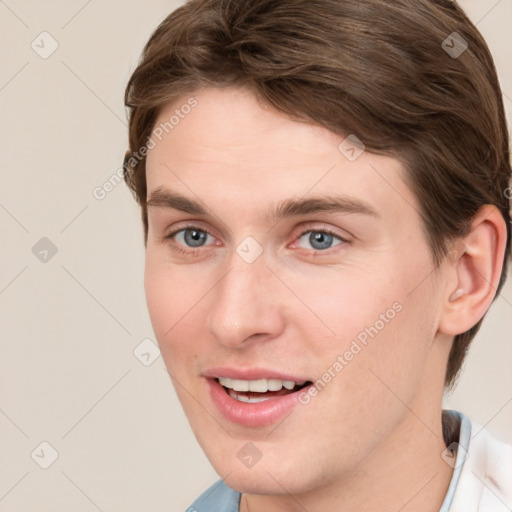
[[143, 86, 506, 512]]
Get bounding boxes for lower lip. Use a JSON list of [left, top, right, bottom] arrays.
[[207, 378, 310, 427]]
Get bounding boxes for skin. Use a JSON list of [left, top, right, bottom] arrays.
[[143, 86, 506, 511]]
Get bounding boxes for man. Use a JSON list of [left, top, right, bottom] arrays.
[[123, 0, 512, 510]]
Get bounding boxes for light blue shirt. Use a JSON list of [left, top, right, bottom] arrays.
[[186, 409, 471, 512]]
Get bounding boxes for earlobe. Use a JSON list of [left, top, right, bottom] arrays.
[[439, 205, 507, 336]]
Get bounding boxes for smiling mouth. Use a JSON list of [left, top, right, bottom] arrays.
[[217, 377, 312, 403]]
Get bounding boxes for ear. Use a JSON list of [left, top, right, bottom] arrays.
[[439, 205, 508, 336]]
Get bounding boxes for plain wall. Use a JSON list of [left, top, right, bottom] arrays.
[[0, 1, 511, 510]]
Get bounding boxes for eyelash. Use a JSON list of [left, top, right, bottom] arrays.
[[165, 224, 349, 256]]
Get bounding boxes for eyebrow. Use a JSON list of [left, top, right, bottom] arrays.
[[146, 187, 380, 222]]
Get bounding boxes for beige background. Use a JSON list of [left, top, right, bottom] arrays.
[[0, 1, 511, 510]]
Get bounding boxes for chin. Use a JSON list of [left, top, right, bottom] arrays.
[[201, 440, 322, 496], [221, 466, 311, 496]]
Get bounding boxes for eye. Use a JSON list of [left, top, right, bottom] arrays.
[[167, 226, 216, 251], [296, 228, 345, 251], [164, 224, 349, 255]]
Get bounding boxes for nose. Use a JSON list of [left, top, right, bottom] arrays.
[[207, 250, 285, 348]]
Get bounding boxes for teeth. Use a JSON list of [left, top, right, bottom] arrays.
[[267, 378, 283, 391], [228, 389, 272, 403], [218, 377, 305, 393], [228, 378, 249, 392], [248, 379, 267, 392]]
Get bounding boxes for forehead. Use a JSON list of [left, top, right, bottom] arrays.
[[145, 86, 418, 224], [149, 87, 342, 169]]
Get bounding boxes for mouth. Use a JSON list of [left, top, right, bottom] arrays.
[[217, 377, 312, 403], [205, 370, 314, 427]]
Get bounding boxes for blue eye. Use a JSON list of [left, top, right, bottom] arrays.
[[165, 225, 347, 256], [171, 228, 213, 248], [297, 230, 343, 251]]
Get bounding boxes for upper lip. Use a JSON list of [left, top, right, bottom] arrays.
[[203, 367, 311, 382]]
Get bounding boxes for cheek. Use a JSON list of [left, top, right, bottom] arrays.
[[283, 263, 404, 350], [144, 259, 172, 340], [144, 253, 205, 370], [297, 254, 438, 393]]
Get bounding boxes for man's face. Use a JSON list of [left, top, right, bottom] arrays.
[[144, 87, 450, 495]]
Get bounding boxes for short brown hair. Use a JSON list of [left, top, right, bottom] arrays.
[[123, 0, 511, 388]]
